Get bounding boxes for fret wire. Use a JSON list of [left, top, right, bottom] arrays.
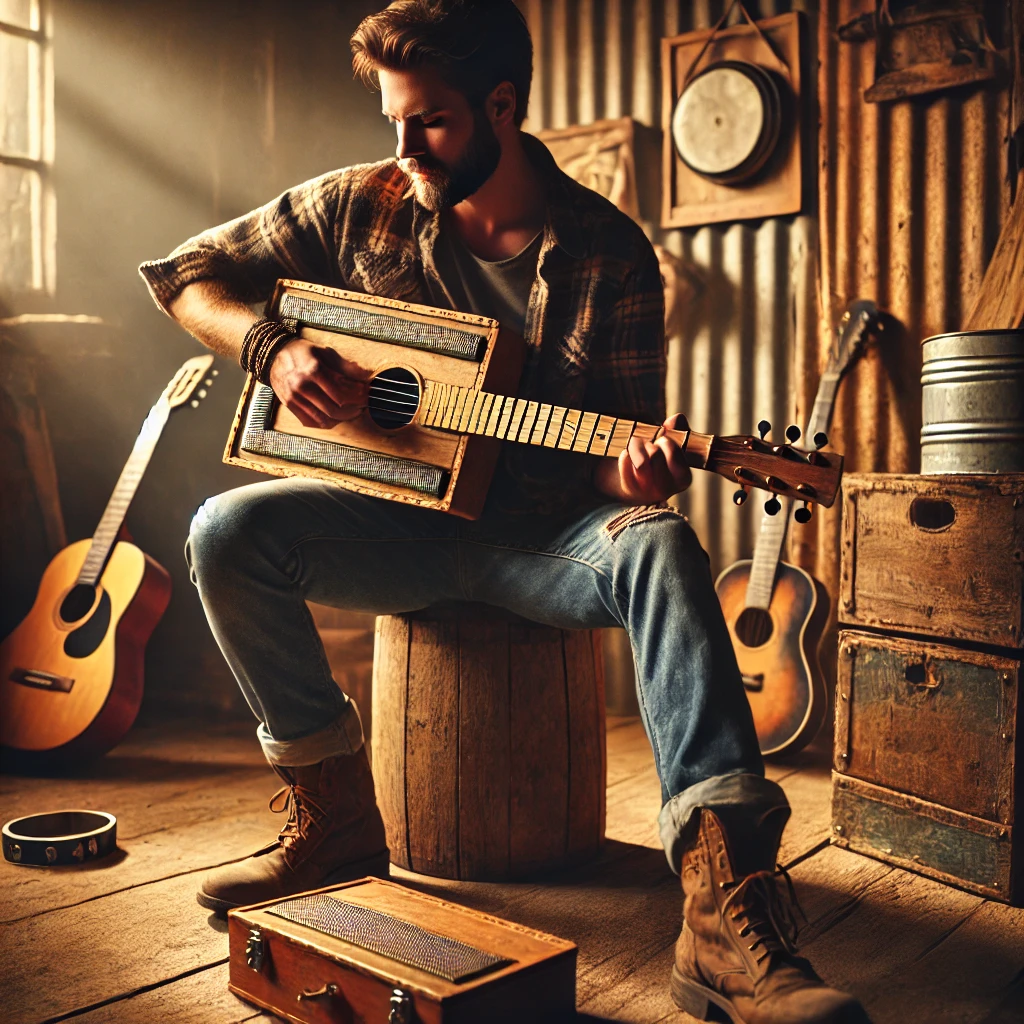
[[440, 385, 459, 430], [460, 389, 481, 432], [557, 409, 583, 449], [485, 395, 505, 436], [530, 404, 553, 444], [464, 391, 484, 433], [475, 393, 495, 434], [496, 396, 515, 438], [605, 420, 637, 458], [506, 398, 529, 441], [588, 415, 617, 456], [516, 401, 540, 443], [451, 388, 470, 432], [544, 406, 567, 447], [423, 383, 441, 425], [572, 411, 599, 453]]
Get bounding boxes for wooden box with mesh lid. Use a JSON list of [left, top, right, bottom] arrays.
[[227, 877, 576, 1023]]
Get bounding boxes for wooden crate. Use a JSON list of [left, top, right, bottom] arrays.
[[228, 877, 576, 1023], [833, 629, 1022, 903], [839, 474, 1024, 648]]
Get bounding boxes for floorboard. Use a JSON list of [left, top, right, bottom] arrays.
[[1, 718, 1021, 1024]]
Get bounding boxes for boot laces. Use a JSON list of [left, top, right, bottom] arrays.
[[720, 863, 806, 966], [269, 784, 329, 849]]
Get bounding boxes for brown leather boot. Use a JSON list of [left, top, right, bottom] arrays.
[[197, 747, 389, 915], [672, 809, 870, 1024]]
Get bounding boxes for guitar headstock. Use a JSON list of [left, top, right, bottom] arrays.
[[829, 298, 878, 379], [706, 433, 844, 510], [164, 354, 217, 410]]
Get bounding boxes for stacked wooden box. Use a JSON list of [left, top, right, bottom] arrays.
[[832, 473, 1024, 904]]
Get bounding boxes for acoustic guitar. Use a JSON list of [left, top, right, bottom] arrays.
[[0, 355, 216, 763], [715, 300, 878, 756], [225, 281, 844, 519]]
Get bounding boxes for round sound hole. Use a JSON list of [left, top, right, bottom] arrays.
[[734, 607, 774, 649], [368, 367, 420, 430], [59, 583, 97, 624]]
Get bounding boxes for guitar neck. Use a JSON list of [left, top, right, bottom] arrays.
[[78, 403, 170, 586], [420, 382, 713, 465], [742, 372, 841, 609]]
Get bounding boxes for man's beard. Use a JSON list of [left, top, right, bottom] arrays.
[[400, 112, 502, 212]]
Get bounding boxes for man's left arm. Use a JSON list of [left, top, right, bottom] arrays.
[[589, 244, 692, 504]]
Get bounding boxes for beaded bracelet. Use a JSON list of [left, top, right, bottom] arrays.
[[239, 316, 301, 385]]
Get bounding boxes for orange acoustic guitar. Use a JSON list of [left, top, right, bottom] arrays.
[[716, 301, 877, 756], [0, 355, 216, 764]]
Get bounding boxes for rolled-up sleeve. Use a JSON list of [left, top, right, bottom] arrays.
[[138, 169, 344, 315]]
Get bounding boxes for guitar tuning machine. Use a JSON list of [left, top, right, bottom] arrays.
[[733, 486, 749, 506], [190, 399, 199, 408], [757, 419, 771, 440], [764, 496, 782, 516], [785, 424, 802, 443], [813, 431, 828, 450], [794, 502, 813, 524]]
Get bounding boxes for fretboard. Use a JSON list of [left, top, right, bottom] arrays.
[[744, 498, 791, 609], [420, 381, 658, 456], [77, 403, 170, 586]]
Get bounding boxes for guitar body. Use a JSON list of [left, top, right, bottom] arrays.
[[715, 559, 830, 756], [0, 538, 172, 760]]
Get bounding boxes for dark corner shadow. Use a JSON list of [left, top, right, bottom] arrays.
[[0, 753, 245, 782]]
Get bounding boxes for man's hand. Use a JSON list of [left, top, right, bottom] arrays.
[[594, 412, 693, 504], [268, 338, 368, 429]]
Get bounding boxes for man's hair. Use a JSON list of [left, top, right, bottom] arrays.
[[351, 0, 533, 127]]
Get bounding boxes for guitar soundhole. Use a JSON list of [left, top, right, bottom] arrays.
[[64, 590, 112, 659], [59, 584, 97, 624], [368, 367, 419, 430], [734, 607, 774, 649]]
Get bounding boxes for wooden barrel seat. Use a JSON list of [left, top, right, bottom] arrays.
[[370, 605, 606, 881]]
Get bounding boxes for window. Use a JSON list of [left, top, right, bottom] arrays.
[[1, 0, 54, 296]]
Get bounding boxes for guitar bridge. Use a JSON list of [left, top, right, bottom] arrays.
[[10, 667, 75, 693]]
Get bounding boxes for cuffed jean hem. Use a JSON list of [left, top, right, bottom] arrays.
[[256, 699, 364, 766], [658, 772, 790, 874]]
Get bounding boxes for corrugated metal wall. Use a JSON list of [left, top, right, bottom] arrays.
[[520, 0, 819, 579], [798, 0, 1010, 610], [520, 0, 1009, 712]]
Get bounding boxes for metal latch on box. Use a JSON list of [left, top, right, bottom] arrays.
[[389, 988, 413, 1024]]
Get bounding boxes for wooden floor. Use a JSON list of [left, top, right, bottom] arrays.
[[2, 717, 1022, 1024]]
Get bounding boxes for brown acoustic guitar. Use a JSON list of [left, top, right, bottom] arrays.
[[0, 355, 216, 763], [715, 301, 877, 756]]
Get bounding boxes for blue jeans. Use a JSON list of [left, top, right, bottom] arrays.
[[186, 478, 787, 871]]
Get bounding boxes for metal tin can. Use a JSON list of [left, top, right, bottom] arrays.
[[920, 329, 1024, 474]]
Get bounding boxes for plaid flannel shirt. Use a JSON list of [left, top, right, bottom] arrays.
[[140, 135, 665, 518]]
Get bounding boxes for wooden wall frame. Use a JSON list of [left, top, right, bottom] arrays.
[[661, 11, 803, 228]]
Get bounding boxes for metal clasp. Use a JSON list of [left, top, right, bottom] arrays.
[[389, 987, 413, 1024], [297, 982, 338, 1001], [245, 927, 265, 973]]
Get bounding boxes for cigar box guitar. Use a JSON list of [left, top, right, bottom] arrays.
[[225, 280, 843, 520]]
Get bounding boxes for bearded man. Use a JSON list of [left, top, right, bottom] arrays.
[[140, 3, 867, 1022]]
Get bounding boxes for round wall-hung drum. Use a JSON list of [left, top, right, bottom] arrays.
[[672, 60, 782, 185]]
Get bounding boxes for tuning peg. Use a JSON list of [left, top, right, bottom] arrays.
[[794, 502, 813, 524], [764, 496, 782, 516], [204, 378, 214, 386], [758, 419, 771, 440], [190, 399, 199, 408], [197, 389, 207, 399], [733, 487, 749, 506], [785, 424, 801, 443], [813, 431, 828, 450], [212, 369, 219, 376]]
